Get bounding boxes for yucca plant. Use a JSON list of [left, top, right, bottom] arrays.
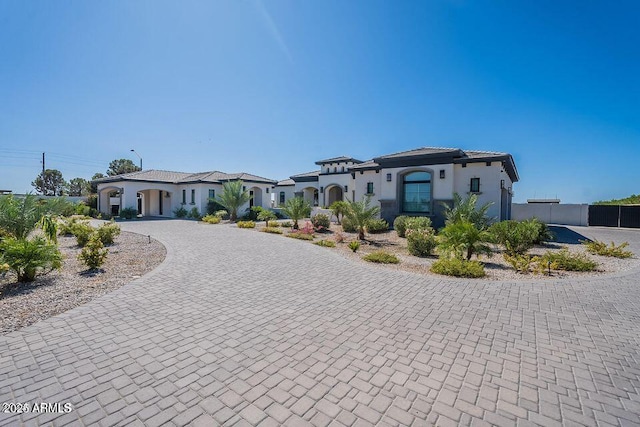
[[437, 220, 493, 261], [282, 197, 311, 230], [344, 197, 380, 240], [216, 180, 250, 221], [442, 193, 494, 229]]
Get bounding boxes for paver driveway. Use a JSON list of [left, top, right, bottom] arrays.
[[1, 221, 640, 426]]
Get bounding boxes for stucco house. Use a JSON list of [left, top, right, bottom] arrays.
[[277, 147, 518, 227], [95, 170, 276, 217]]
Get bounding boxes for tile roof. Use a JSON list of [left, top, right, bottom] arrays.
[[276, 179, 295, 186], [373, 147, 463, 161], [315, 156, 363, 165], [290, 170, 320, 178], [94, 169, 276, 184]]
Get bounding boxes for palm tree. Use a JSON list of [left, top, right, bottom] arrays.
[[329, 200, 349, 225], [282, 197, 311, 230], [216, 180, 250, 222], [442, 193, 494, 229], [0, 194, 57, 241], [437, 220, 493, 261], [345, 196, 380, 240]]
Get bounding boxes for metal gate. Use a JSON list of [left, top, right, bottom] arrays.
[[589, 205, 640, 228]]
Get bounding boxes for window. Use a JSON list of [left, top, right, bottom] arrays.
[[402, 171, 431, 213], [439, 170, 445, 179], [366, 182, 374, 195], [341, 166, 345, 172], [279, 192, 285, 204], [470, 178, 480, 193], [208, 189, 215, 199], [266, 188, 269, 193], [182, 189, 186, 204], [191, 189, 195, 204], [386, 173, 392, 182], [333, 167, 337, 173]]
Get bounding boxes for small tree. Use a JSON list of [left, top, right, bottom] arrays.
[[107, 159, 141, 176], [437, 220, 493, 261], [257, 209, 277, 227], [216, 180, 250, 221], [344, 196, 380, 240], [282, 197, 311, 230], [329, 201, 349, 225], [31, 169, 67, 196], [78, 234, 108, 270], [442, 193, 494, 229]]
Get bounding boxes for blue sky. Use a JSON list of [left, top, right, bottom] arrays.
[[1, 0, 638, 203]]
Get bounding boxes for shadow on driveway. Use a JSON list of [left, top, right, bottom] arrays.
[[549, 225, 590, 244]]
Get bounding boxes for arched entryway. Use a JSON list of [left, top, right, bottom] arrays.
[[325, 185, 343, 206], [97, 186, 123, 216], [249, 187, 263, 208], [302, 187, 319, 207]]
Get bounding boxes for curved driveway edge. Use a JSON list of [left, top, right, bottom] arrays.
[[1, 220, 639, 426]]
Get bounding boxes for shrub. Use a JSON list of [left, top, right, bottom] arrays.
[[407, 228, 437, 257], [334, 232, 345, 244], [236, 221, 255, 229], [538, 249, 597, 272], [0, 237, 63, 282], [437, 221, 492, 261], [286, 232, 314, 241], [348, 241, 360, 252], [526, 218, 554, 243], [261, 227, 283, 234], [311, 214, 331, 232], [95, 222, 121, 245], [78, 234, 108, 269], [206, 199, 227, 215], [202, 214, 221, 224], [404, 216, 432, 233], [393, 216, 409, 237], [341, 217, 357, 233], [329, 201, 349, 224], [267, 220, 280, 227], [363, 251, 400, 264], [214, 210, 229, 219], [120, 207, 138, 219], [489, 220, 539, 256], [72, 222, 95, 247], [280, 221, 293, 228], [367, 219, 389, 233], [58, 216, 85, 236], [582, 240, 633, 258], [314, 239, 336, 247], [75, 203, 91, 217], [503, 254, 536, 274], [430, 258, 485, 278], [299, 222, 315, 235], [187, 207, 202, 220]]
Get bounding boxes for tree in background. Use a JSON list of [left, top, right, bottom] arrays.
[[107, 159, 141, 176], [89, 173, 105, 194], [68, 178, 89, 196], [31, 169, 67, 196], [593, 194, 640, 205]]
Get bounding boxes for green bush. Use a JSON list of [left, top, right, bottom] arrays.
[[202, 214, 221, 224], [120, 207, 138, 219], [430, 258, 485, 278], [0, 237, 63, 282], [582, 240, 633, 258], [214, 210, 229, 219], [74, 203, 91, 217], [58, 216, 86, 236], [236, 221, 255, 229], [393, 216, 409, 237], [348, 241, 360, 252], [206, 199, 227, 215], [261, 227, 283, 234], [286, 232, 314, 241], [407, 228, 437, 257], [405, 216, 432, 232], [503, 254, 536, 274], [311, 214, 331, 232], [363, 251, 400, 264], [539, 249, 597, 272], [72, 222, 95, 247], [366, 219, 389, 233], [95, 222, 121, 245], [526, 218, 554, 243], [258, 209, 277, 225], [341, 217, 357, 233], [78, 234, 108, 269], [267, 220, 280, 227], [280, 221, 293, 228], [173, 206, 188, 218], [314, 239, 336, 247], [187, 207, 202, 220], [489, 220, 539, 256]]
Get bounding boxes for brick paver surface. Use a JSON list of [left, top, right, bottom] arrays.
[[1, 221, 640, 426]]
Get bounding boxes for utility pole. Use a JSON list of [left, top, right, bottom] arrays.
[[41, 152, 45, 195]]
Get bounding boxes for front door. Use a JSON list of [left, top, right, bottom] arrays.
[[159, 190, 163, 215], [137, 194, 142, 215]]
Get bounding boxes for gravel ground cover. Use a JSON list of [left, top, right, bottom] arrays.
[[0, 231, 166, 334], [236, 220, 639, 280]]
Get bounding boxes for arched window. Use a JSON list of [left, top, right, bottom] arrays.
[[402, 171, 432, 213]]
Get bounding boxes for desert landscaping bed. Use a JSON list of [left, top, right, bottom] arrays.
[[234, 221, 639, 281], [0, 231, 166, 334]]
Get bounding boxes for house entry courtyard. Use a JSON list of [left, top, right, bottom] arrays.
[[1, 220, 640, 426]]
